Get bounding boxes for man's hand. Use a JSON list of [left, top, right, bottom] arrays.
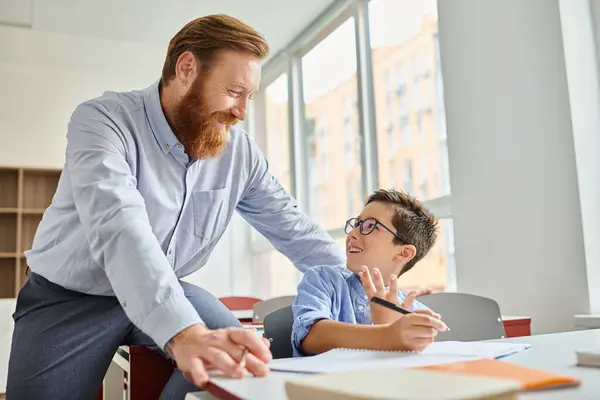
[[167, 324, 272, 388], [358, 265, 433, 325], [384, 309, 448, 352]]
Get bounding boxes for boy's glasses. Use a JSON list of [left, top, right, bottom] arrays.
[[344, 217, 407, 244]]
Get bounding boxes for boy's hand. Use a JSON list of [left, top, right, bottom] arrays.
[[358, 266, 432, 325], [385, 309, 447, 352]]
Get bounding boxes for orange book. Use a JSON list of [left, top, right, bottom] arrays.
[[416, 358, 580, 391]]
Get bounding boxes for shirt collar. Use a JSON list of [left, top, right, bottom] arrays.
[[143, 79, 181, 155]]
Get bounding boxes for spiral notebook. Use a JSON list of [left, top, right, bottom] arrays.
[[271, 341, 531, 374]]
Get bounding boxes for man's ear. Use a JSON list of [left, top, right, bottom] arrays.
[[393, 244, 417, 264], [175, 51, 198, 86]]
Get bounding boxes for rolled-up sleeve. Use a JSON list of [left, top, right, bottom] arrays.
[[291, 267, 335, 355], [66, 101, 201, 349], [236, 135, 345, 272]]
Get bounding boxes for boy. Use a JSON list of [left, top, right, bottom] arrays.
[[292, 189, 448, 357]]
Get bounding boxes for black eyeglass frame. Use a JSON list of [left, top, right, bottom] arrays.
[[344, 217, 408, 245]]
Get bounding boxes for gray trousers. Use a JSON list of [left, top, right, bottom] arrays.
[[6, 272, 241, 400]]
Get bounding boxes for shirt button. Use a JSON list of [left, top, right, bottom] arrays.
[[121, 300, 127, 307], [164, 144, 169, 150], [358, 305, 364, 311], [364, 295, 368, 300], [176, 143, 183, 149]]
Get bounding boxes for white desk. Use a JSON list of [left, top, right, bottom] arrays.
[[187, 329, 600, 400]]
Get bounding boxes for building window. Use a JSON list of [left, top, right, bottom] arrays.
[[403, 158, 414, 195], [264, 74, 291, 192], [347, 179, 355, 217], [302, 17, 360, 229], [419, 153, 429, 199], [390, 161, 398, 189]]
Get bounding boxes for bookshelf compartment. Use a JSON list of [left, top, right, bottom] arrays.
[[21, 215, 42, 254], [0, 214, 17, 253], [22, 170, 61, 210], [0, 258, 16, 298], [0, 168, 18, 208]]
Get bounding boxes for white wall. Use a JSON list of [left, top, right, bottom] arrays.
[[559, 0, 600, 314], [438, 0, 592, 334], [0, 24, 165, 168]]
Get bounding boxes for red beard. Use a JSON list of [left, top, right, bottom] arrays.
[[172, 77, 238, 160]]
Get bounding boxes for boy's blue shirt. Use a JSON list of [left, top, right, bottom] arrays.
[[291, 265, 429, 357]]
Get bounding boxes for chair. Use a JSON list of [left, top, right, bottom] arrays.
[[417, 293, 506, 341], [252, 295, 296, 323], [263, 305, 294, 359], [218, 296, 262, 310], [99, 346, 175, 400]]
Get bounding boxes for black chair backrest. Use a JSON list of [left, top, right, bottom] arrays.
[[263, 305, 294, 359]]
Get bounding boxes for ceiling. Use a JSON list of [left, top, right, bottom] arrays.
[[0, 0, 339, 61]]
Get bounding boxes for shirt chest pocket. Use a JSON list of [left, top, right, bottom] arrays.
[[192, 188, 229, 240]]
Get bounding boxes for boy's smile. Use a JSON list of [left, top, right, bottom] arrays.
[[345, 201, 412, 280]]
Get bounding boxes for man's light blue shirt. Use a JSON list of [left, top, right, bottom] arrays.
[[26, 81, 345, 350], [291, 265, 429, 357]]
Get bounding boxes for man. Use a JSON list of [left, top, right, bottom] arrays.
[[6, 14, 344, 399]]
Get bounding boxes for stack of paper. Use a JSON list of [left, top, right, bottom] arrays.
[[271, 341, 531, 374]]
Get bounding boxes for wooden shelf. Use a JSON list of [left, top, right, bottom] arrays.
[[0, 253, 18, 258], [21, 209, 46, 215], [0, 169, 18, 208], [0, 258, 16, 298], [0, 166, 61, 298], [21, 214, 42, 254], [0, 214, 17, 253], [22, 170, 60, 210]]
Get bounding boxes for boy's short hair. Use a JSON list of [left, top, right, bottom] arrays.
[[365, 189, 438, 275]]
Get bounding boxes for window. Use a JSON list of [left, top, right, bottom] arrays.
[[385, 70, 393, 112], [396, 62, 406, 94], [400, 115, 410, 146], [416, 110, 424, 139], [345, 120, 354, 168], [347, 179, 355, 216], [389, 161, 397, 189], [302, 17, 361, 230], [419, 153, 429, 199], [402, 158, 414, 195], [264, 74, 291, 191], [370, 0, 450, 200], [387, 127, 396, 158]]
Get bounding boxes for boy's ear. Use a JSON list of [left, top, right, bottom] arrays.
[[393, 245, 417, 263]]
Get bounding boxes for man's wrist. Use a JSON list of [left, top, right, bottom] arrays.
[[165, 323, 208, 357]]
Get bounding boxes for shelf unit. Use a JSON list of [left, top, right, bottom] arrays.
[[0, 167, 62, 298]]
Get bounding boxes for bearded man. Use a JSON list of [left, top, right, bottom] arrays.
[[6, 14, 344, 399]]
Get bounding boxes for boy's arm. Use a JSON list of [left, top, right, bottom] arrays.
[[301, 320, 393, 355], [292, 267, 444, 355], [292, 267, 391, 355]]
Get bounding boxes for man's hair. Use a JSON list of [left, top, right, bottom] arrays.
[[365, 189, 438, 275], [161, 14, 270, 83]]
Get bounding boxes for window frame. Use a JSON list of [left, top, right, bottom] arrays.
[[248, 0, 454, 286]]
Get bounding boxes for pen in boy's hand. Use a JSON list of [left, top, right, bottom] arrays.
[[370, 296, 450, 331]]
